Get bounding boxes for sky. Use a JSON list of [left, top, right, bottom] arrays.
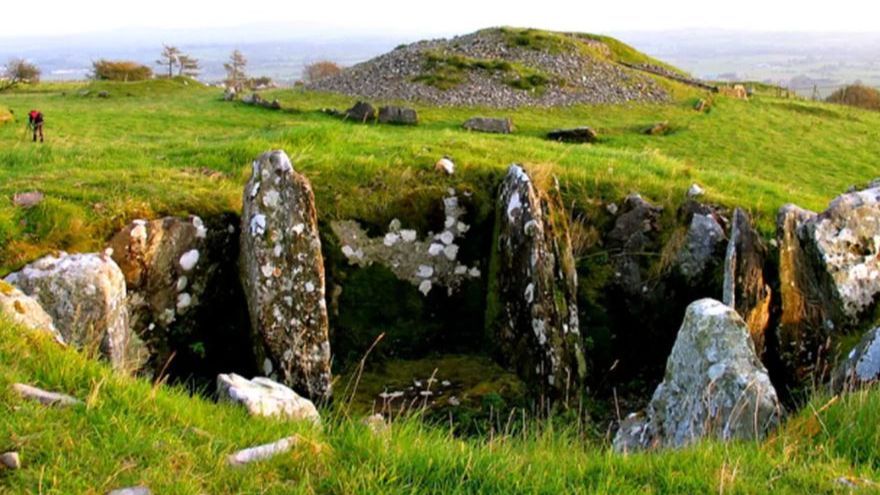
[[3, 0, 880, 38]]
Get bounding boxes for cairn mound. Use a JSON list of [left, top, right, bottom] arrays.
[[307, 27, 683, 107]]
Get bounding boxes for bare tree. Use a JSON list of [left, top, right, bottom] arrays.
[[177, 54, 200, 78], [156, 45, 181, 78], [224, 50, 248, 91], [1, 58, 41, 91]]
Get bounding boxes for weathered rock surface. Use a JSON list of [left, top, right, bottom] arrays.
[[223, 87, 237, 101], [434, 156, 455, 175], [344, 101, 376, 123], [675, 212, 726, 283], [0, 451, 21, 470], [217, 373, 320, 423], [833, 326, 880, 391], [486, 165, 586, 399], [13, 383, 82, 406], [547, 127, 597, 143], [378, 106, 418, 125], [240, 150, 332, 400], [5, 252, 143, 370], [607, 194, 663, 296], [107, 487, 151, 495], [332, 188, 481, 297], [644, 121, 671, 136], [463, 117, 513, 134], [228, 436, 298, 466], [108, 215, 250, 376], [614, 299, 781, 451], [12, 191, 44, 208], [687, 183, 705, 198], [0, 280, 62, 341], [723, 208, 772, 356]]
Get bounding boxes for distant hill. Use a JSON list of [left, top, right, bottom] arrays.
[[307, 27, 694, 107]]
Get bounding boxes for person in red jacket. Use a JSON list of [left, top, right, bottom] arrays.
[[27, 109, 44, 143]]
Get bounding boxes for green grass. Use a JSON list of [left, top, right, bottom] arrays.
[[2, 317, 880, 493], [414, 51, 554, 92]]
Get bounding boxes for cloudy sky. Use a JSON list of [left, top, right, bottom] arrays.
[[3, 0, 880, 38]]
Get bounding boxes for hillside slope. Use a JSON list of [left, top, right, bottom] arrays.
[[307, 28, 682, 107]]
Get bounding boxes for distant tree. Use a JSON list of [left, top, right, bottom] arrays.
[[303, 60, 342, 83], [91, 59, 153, 81], [0, 58, 41, 91], [177, 54, 200, 78], [156, 45, 181, 78], [247, 76, 274, 90], [826, 84, 880, 111], [223, 50, 248, 91]]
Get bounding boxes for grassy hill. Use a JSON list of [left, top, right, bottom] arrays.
[[2, 71, 880, 492]]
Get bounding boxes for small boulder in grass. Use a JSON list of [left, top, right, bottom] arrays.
[[107, 487, 151, 495], [0, 451, 21, 470], [217, 373, 320, 423], [434, 156, 455, 175], [644, 121, 671, 136], [547, 127, 598, 143], [12, 191, 44, 208]]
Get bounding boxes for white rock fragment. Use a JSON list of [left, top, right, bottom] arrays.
[[107, 487, 151, 495], [688, 183, 706, 198], [12, 383, 81, 406], [428, 243, 445, 256], [292, 223, 305, 235], [435, 157, 455, 175], [0, 452, 21, 470], [176, 293, 192, 312], [416, 265, 434, 278], [383, 233, 400, 247], [439, 231, 455, 245], [193, 216, 208, 238], [443, 244, 459, 261], [418, 280, 432, 296], [249, 214, 266, 237], [176, 276, 188, 292], [218, 373, 320, 423], [228, 436, 299, 466], [400, 230, 417, 242]]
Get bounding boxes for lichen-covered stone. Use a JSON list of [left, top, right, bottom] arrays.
[[378, 106, 418, 125], [676, 212, 726, 283], [108, 215, 250, 376], [217, 373, 320, 423], [614, 299, 781, 451], [331, 188, 480, 296], [486, 164, 585, 400], [5, 252, 143, 370], [832, 326, 880, 391], [0, 279, 62, 342], [606, 194, 663, 296], [463, 117, 513, 134], [723, 208, 771, 356], [240, 150, 332, 400]]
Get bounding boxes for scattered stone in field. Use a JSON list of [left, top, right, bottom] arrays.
[[607, 194, 663, 296], [0, 280, 63, 342], [228, 436, 299, 466], [720, 84, 749, 100], [434, 156, 455, 175], [107, 487, 151, 495], [722, 208, 771, 356], [344, 101, 376, 123], [5, 252, 144, 370], [547, 127, 598, 143], [240, 150, 332, 400], [217, 373, 320, 423], [12, 383, 82, 407], [331, 188, 480, 295], [832, 326, 880, 391], [675, 212, 726, 283], [614, 299, 781, 451], [644, 121, 671, 136], [694, 99, 710, 112], [320, 108, 345, 118], [12, 191, 44, 208], [223, 87, 237, 101], [462, 117, 513, 134], [486, 164, 586, 400], [834, 476, 877, 490], [612, 412, 649, 453], [378, 106, 419, 125], [241, 93, 281, 109], [605, 202, 619, 215], [97, 91, 110, 98], [362, 413, 389, 434], [0, 452, 20, 470], [687, 183, 705, 198]]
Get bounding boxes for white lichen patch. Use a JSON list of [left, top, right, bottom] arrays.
[[250, 214, 267, 237], [179, 250, 200, 272]]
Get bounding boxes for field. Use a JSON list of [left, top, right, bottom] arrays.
[[2, 77, 880, 493]]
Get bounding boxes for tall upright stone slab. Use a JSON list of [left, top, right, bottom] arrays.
[[486, 164, 586, 400], [5, 252, 143, 370], [723, 208, 772, 357], [240, 150, 332, 400]]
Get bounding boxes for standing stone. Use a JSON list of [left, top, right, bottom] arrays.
[[378, 106, 419, 125], [614, 299, 781, 451], [5, 252, 143, 370], [463, 117, 513, 134], [0, 279, 62, 342], [240, 150, 332, 400], [486, 164, 586, 400], [723, 208, 772, 356], [108, 215, 249, 375]]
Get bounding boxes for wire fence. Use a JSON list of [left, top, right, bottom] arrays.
[[771, 83, 880, 100]]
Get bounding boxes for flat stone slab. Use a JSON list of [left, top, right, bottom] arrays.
[[13, 383, 82, 406], [462, 117, 513, 134], [547, 127, 597, 143], [217, 373, 320, 423], [378, 106, 418, 125]]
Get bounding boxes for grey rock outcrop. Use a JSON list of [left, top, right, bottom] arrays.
[[5, 252, 143, 370], [378, 106, 419, 125], [723, 208, 771, 356], [463, 117, 513, 134], [108, 215, 246, 374], [676, 212, 726, 283], [344, 101, 376, 123], [607, 194, 663, 295], [240, 150, 332, 400], [614, 299, 781, 452], [217, 373, 320, 423], [832, 326, 880, 391], [0, 279, 61, 341], [486, 164, 586, 400], [547, 127, 598, 143]]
